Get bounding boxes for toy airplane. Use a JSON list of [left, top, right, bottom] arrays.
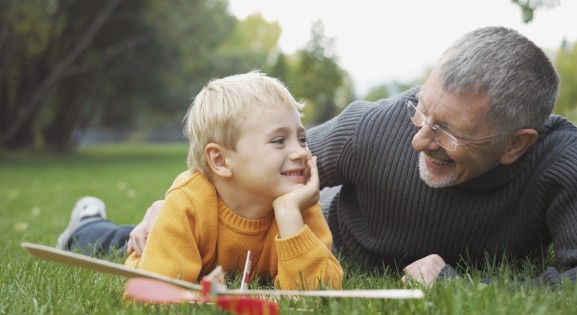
[[21, 242, 424, 315]]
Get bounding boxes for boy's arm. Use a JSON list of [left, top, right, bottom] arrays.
[[273, 156, 320, 238], [272, 156, 343, 289], [274, 204, 343, 290]]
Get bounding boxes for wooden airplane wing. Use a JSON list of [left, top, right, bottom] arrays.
[[20, 242, 201, 291]]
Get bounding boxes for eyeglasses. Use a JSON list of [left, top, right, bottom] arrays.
[[406, 100, 508, 151]]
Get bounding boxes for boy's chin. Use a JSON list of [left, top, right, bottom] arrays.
[[278, 183, 306, 194]]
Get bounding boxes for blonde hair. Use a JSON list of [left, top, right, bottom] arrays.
[[185, 70, 305, 176]]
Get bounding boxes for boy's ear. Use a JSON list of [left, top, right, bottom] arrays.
[[499, 129, 538, 165], [205, 143, 232, 178]]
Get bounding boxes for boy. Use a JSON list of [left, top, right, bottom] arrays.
[[58, 71, 343, 290]]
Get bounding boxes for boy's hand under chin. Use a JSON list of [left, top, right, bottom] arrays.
[[272, 156, 320, 238]]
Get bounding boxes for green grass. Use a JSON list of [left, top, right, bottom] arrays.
[[2, 143, 577, 314]]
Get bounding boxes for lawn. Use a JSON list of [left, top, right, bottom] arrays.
[[1, 143, 577, 314]]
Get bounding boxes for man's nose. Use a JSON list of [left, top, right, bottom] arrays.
[[411, 124, 441, 152]]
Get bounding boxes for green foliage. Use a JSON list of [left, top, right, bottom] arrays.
[[2, 144, 577, 314], [277, 20, 353, 127], [554, 40, 577, 123], [2, 0, 565, 154], [220, 13, 281, 53], [364, 85, 391, 102], [209, 13, 281, 77], [511, 0, 560, 23], [363, 78, 423, 103], [0, 0, 354, 151], [0, 0, 236, 152]]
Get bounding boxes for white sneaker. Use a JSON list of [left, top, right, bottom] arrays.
[[56, 196, 107, 249]]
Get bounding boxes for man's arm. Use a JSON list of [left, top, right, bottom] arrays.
[[403, 254, 577, 288], [307, 100, 372, 189], [127, 200, 164, 255]]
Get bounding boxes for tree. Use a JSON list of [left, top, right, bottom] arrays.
[[511, 0, 560, 23], [289, 20, 352, 126], [553, 40, 577, 123], [209, 13, 281, 78], [365, 85, 390, 102], [0, 0, 235, 152], [0, 0, 125, 150]]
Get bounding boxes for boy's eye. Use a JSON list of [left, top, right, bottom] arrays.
[[298, 136, 307, 145], [271, 138, 285, 145]]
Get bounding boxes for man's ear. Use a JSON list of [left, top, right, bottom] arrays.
[[205, 143, 232, 178], [500, 129, 538, 165]]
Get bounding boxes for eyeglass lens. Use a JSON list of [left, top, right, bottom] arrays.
[[406, 101, 456, 151]]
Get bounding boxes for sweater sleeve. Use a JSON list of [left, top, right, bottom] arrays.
[[274, 204, 343, 289], [307, 100, 372, 189], [307, 88, 419, 189], [440, 264, 576, 289], [542, 141, 577, 270], [530, 137, 577, 287], [125, 189, 205, 283]]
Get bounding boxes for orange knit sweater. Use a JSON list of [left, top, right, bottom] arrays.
[[125, 171, 342, 289]]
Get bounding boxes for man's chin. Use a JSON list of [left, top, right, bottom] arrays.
[[420, 174, 454, 188], [419, 154, 458, 188]]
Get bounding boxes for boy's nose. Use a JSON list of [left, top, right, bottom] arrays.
[[289, 143, 310, 160]]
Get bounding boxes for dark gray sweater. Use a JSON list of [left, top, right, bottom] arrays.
[[308, 88, 577, 285]]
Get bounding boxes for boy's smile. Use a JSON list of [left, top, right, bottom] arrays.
[[223, 104, 310, 204], [280, 167, 306, 182]]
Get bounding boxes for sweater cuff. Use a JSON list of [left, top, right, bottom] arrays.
[[527, 267, 564, 288], [437, 264, 460, 281], [275, 225, 319, 260]]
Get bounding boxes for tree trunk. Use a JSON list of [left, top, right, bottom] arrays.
[[0, 0, 122, 150]]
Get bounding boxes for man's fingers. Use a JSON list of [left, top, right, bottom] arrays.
[[401, 254, 446, 286], [131, 234, 146, 255], [126, 239, 134, 255], [128, 226, 145, 255]]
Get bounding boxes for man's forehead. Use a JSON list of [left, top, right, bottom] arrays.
[[416, 86, 447, 108]]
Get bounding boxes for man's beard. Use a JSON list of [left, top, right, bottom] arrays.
[[418, 152, 458, 188]]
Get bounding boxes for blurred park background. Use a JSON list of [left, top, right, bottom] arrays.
[[1, 0, 576, 154]]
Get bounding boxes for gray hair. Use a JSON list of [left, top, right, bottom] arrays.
[[438, 26, 559, 131]]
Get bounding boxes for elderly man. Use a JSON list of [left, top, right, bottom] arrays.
[[308, 26, 575, 286]]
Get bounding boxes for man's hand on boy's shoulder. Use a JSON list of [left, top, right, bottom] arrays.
[[127, 200, 164, 255]]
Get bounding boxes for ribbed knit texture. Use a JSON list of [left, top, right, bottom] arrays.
[[308, 88, 577, 282], [125, 171, 342, 289]]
